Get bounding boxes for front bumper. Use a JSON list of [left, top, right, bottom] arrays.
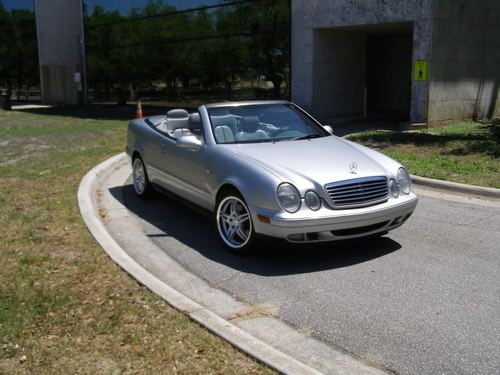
[[251, 193, 418, 242]]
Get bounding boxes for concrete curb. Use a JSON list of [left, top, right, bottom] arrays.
[[411, 174, 500, 199], [77, 153, 323, 375]]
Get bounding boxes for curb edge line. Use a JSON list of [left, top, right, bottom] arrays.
[[77, 153, 323, 375], [411, 174, 500, 199]]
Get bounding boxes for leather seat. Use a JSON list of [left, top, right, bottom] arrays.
[[157, 109, 191, 138], [188, 112, 203, 139], [235, 116, 269, 141], [211, 115, 238, 134], [214, 125, 235, 143]]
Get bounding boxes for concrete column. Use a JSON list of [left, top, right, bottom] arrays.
[[34, 0, 85, 105], [427, 0, 500, 124], [291, 27, 314, 113], [311, 29, 366, 121], [410, 19, 433, 123]]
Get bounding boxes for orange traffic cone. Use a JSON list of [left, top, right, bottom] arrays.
[[135, 99, 144, 119]]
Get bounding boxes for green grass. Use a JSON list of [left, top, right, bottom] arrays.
[[0, 107, 274, 374], [347, 120, 500, 188]]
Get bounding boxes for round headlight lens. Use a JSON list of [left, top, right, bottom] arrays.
[[277, 183, 301, 213], [305, 191, 321, 211], [389, 179, 400, 198], [397, 168, 412, 195]]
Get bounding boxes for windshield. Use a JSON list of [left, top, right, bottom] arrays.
[[207, 103, 329, 144]]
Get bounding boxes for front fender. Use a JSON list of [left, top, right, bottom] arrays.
[[208, 147, 282, 211]]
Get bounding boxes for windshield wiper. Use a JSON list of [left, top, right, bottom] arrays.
[[291, 134, 324, 141]]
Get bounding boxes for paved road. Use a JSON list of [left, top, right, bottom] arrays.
[[118, 182, 500, 375]]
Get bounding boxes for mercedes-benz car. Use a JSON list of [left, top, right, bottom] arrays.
[[126, 100, 418, 253]]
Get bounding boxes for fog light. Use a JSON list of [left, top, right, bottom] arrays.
[[392, 216, 403, 225], [288, 233, 305, 241]]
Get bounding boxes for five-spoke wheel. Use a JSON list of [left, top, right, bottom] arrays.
[[216, 194, 255, 252], [132, 156, 153, 198]]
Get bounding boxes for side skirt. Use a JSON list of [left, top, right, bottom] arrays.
[[152, 183, 213, 219]]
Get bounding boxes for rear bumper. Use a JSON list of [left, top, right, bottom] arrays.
[[251, 194, 418, 242]]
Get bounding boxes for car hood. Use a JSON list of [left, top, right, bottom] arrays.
[[223, 136, 393, 187]]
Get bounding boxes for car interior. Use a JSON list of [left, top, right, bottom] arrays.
[[149, 109, 273, 143], [211, 114, 274, 143], [151, 109, 203, 140], [147, 106, 319, 144]]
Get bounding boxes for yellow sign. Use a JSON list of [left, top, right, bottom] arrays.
[[414, 60, 428, 81]]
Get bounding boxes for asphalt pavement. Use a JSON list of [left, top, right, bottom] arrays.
[[111, 179, 500, 375]]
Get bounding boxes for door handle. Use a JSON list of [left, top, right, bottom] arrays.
[[160, 144, 168, 153]]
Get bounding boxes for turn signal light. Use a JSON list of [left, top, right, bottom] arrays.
[[257, 215, 270, 223]]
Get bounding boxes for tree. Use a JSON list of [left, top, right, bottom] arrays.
[[0, 4, 39, 103], [235, 0, 290, 98], [212, 6, 251, 99], [82, 0, 291, 103]]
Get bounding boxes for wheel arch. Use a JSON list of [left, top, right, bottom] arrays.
[[131, 150, 142, 162], [215, 182, 243, 206]]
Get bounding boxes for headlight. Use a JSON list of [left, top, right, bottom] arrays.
[[389, 179, 399, 198], [305, 191, 321, 211], [277, 183, 301, 213], [397, 168, 412, 195]]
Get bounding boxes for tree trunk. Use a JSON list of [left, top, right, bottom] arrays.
[[3, 82, 12, 110], [271, 76, 283, 99], [116, 86, 126, 106]]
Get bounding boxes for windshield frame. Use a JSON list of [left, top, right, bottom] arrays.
[[206, 102, 330, 145]]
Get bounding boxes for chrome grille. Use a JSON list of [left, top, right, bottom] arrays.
[[325, 176, 388, 208]]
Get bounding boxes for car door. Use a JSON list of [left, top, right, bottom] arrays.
[[167, 143, 211, 209], [145, 127, 178, 190], [150, 132, 210, 209]]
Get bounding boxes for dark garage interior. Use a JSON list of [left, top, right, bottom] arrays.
[[312, 22, 413, 124], [366, 26, 413, 122]]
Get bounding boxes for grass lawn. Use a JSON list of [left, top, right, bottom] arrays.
[[0, 107, 274, 374], [347, 121, 500, 189]]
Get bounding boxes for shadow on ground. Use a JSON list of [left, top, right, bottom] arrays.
[[109, 183, 401, 276], [348, 124, 500, 158]]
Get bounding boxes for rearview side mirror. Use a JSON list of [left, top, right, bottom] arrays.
[[323, 125, 334, 135], [176, 135, 202, 151]]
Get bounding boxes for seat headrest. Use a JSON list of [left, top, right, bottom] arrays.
[[167, 109, 189, 119], [240, 116, 260, 132], [189, 112, 200, 123]]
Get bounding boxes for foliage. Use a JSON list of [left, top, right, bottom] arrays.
[[0, 4, 39, 96], [347, 121, 500, 188], [84, 0, 290, 102]]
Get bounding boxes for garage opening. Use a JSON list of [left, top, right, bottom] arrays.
[[312, 22, 413, 125]]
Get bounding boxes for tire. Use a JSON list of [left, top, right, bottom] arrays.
[[215, 190, 257, 254], [132, 156, 154, 199]]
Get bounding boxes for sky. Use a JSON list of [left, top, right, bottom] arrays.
[[84, 1, 223, 14], [0, 0, 223, 13], [1, 0, 34, 11]]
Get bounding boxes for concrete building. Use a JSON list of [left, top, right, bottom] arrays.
[[34, 0, 86, 105], [30, 0, 499, 125], [291, 0, 500, 125]]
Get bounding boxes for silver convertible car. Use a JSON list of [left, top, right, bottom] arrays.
[[126, 101, 418, 253]]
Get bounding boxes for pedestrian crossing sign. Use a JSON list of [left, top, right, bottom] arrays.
[[414, 60, 428, 81]]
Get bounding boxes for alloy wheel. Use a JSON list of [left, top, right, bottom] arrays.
[[216, 196, 252, 249], [133, 158, 146, 195]]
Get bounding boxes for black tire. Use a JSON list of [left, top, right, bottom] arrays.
[[214, 189, 258, 254], [132, 156, 154, 199]]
